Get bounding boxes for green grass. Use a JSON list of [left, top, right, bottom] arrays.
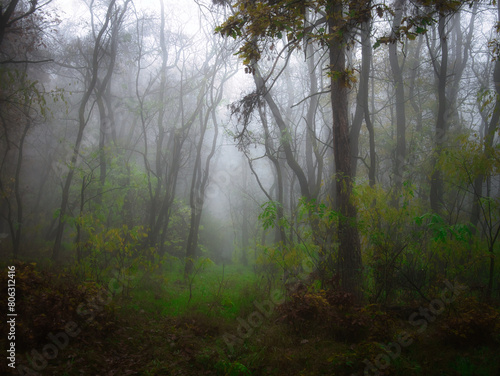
[[449, 349, 500, 376], [125, 263, 263, 320]]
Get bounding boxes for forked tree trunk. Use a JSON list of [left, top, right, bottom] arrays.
[[52, 0, 127, 261]]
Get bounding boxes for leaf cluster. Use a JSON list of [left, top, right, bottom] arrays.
[[229, 90, 263, 150], [373, 0, 480, 49], [215, 0, 308, 64]]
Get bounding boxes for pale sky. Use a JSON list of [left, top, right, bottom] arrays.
[[51, 0, 201, 35]]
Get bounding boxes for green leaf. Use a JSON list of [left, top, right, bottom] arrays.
[[416, 26, 427, 34]]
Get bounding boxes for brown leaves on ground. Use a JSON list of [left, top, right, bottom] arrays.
[[277, 288, 395, 342]]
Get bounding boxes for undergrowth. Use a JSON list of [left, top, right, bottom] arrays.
[[0, 261, 499, 376]]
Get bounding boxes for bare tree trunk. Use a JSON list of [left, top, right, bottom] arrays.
[[96, 95, 107, 204], [252, 63, 311, 201], [388, 0, 406, 206], [241, 161, 249, 266], [260, 106, 287, 245], [327, 0, 362, 300], [351, 17, 374, 185], [185, 97, 220, 275], [408, 35, 424, 133], [148, 0, 169, 248], [471, 1, 500, 299], [184, 40, 233, 274], [304, 39, 322, 197], [10, 116, 30, 257], [430, 13, 448, 213], [52, 0, 129, 261]]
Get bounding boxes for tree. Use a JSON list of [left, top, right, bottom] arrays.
[[184, 47, 233, 275], [142, 0, 187, 253], [0, 72, 46, 257], [326, 0, 363, 298], [470, 0, 500, 300], [425, 1, 476, 212], [52, 0, 131, 261], [0, 0, 59, 257], [216, 0, 371, 297], [0, 0, 54, 60], [350, 10, 375, 187], [388, 0, 406, 204]]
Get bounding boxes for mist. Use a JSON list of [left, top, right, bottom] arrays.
[[1, 0, 499, 375]]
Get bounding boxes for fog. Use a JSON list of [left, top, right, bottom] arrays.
[[2, 0, 499, 271], [1, 0, 500, 373]]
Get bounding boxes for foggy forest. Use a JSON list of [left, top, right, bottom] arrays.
[[1, 0, 500, 375]]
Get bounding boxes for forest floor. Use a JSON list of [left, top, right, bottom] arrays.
[[1, 262, 499, 376]]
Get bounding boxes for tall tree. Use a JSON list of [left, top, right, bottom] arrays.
[[388, 0, 406, 204], [470, 1, 500, 300], [326, 0, 363, 298], [216, 0, 370, 297], [426, 1, 472, 212], [0, 0, 58, 257], [132, 0, 195, 254], [52, 0, 131, 261], [0, 0, 53, 58], [184, 42, 235, 275], [350, 11, 375, 186]]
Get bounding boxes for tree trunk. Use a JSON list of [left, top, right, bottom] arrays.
[[305, 39, 322, 197], [252, 63, 311, 201], [430, 13, 448, 213], [350, 18, 372, 181], [327, 0, 362, 299], [388, 0, 406, 206], [10, 116, 30, 258], [52, 0, 129, 261], [52, 0, 117, 261], [471, 1, 500, 300], [185, 49, 227, 274]]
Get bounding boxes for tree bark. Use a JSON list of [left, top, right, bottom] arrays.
[[327, 0, 362, 299], [184, 96, 220, 275], [430, 13, 448, 213], [470, 1, 500, 300], [252, 63, 311, 201], [388, 0, 406, 206], [350, 16, 375, 186]]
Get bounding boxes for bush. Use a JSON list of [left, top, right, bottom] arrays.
[[439, 296, 500, 346], [0, 262, 116, 352], [277, 289, 395, 342]]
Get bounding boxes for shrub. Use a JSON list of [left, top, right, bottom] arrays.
[[277, 289, 394, 342], [439, 296, 500, 346], [0, 262, 116, 352]]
